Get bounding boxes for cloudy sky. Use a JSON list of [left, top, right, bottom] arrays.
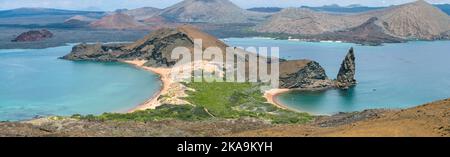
[[0, 0, 449, 11]]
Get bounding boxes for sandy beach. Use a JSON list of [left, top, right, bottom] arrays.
[[121, 60, 172, 112], [264, 88, 291, 110], [123, 59, 295, 113]]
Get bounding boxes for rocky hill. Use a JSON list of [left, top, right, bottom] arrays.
[[11, 29, 53, 42], [117, 7, 162, 21], [90, 13, 144, 30], [63, 15, 97, 27], [256, 8, 368, 35], [256, 0, 450, 40], [62, 25, 228, 67], [159, 0, 268, 23], [373, 0, 450, 39]]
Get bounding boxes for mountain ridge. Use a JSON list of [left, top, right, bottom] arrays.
[[256, 0, 450, 40]]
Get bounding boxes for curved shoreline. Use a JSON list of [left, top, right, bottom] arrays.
[[121, 59, 327, 114], [121, 60, 172, 112], [264, 87, 335, 114], [264, 89, 292, 110]]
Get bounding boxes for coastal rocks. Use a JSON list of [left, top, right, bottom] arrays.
[[279, 48, 356, 90], [11, 29, 53, 42], [336, 48, 357, 89], [279, 60, 333, 89], [62, 25, 229, 67], [61, 43, 130, 61]]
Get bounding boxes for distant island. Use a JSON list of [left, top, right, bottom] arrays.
[[11, 29, 53, 42], [1, 0, 450, 48]]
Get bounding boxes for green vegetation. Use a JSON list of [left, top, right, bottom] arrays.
[[74, 82, 313, 124], [72, 105, 212, 122]]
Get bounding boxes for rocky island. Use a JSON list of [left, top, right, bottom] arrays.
[[279, 48, 356, 90], [62, 25, 357, 110], [255, 0, 450, 45], [11, 29, 54, 42]]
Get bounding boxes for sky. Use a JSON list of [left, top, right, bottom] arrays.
[[0, 0, 449, 11]]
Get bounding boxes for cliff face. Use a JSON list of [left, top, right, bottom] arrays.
[[279, 48, 356, 90], [336, 48, 357, 89], [62, 25, 228, 67], [279, 60, 333, 89], [11, 29, 53, 42], [62, 43, 129, 61]]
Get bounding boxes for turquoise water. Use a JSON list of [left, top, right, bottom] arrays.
[[0, 45, 161, 121], [226, 38, 450, 115]]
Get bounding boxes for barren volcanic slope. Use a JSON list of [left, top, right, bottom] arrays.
[[256, 0, 450, 40], [90, 13, 144, 30], [373, 0, 450, 39], [159, 0, 268, 23], [118, 7, 162, 21], [0, 98, 448, 137], [62, 25, 229, 67], [231, 99, 450, 137], [255, 8, 368, 35]]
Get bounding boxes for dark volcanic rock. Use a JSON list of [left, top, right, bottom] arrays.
[[12, 29, 53, 42], [62, 25, 228, 67], [279, 48, 357, 90], [336, 48, 357, 89], [279, 60, 333, 89], [61, 43, 130, 61]]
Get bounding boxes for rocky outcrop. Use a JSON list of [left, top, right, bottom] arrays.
[[336, 48, 356, 89], [11, 29, 53, 42], [279, 48, 356, 90], [62, 25, 228, 67], [61, 43, 130, 61], [279, 60, 333, 89]]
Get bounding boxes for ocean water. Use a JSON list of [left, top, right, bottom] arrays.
[[0, 45, 161, 121], [226, 38, 450, 115]]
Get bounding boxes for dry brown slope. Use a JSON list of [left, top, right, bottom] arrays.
[[230, 99, 450, 137], [256, 0, 450, 39], [90, 13, 144, 30], [159, 0, 268, 23], [374, 0, 450, 39], [256, 8, 368, 35]]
